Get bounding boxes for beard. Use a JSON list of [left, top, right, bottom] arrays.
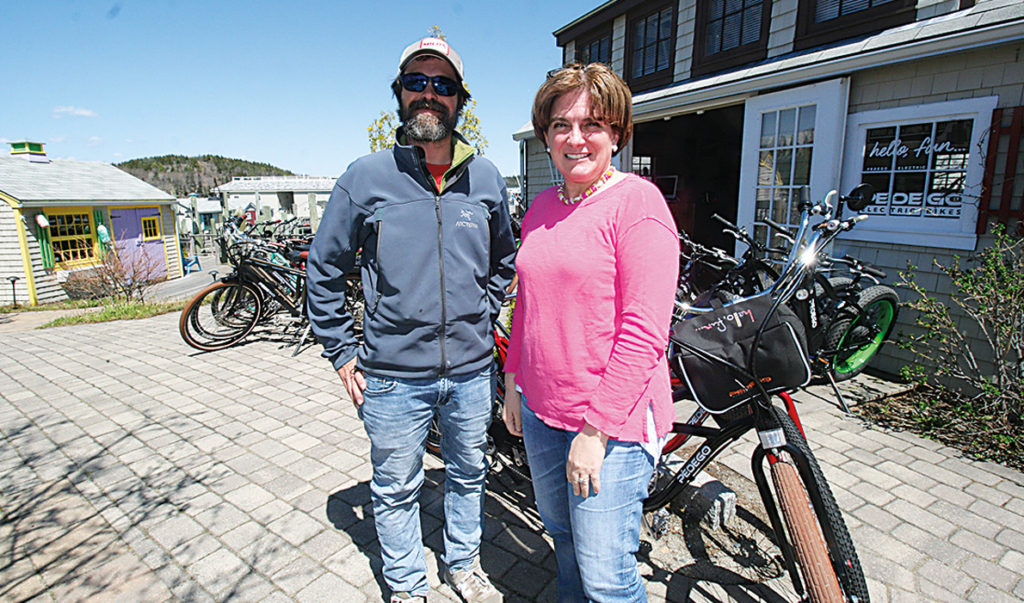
[[401, 99, 459, 142]]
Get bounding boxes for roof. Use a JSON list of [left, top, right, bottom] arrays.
[[213, 176, 336, 194], [0, 156, 174, 205], [514, 0, 1024, 140], [177, 197, 223, 214]]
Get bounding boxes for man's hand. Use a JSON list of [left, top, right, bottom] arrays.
[[337, 357, 367, 408], [567, 423, 609, 498], [502, 372, 522, 436]]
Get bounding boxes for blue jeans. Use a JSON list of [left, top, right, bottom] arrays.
[[522, 400, 653, 603], [359, 367, 492, 596]]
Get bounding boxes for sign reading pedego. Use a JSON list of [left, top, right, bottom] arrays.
[[860, 118, 971, 220]]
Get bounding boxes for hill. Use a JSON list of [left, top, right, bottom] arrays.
[[115, 155, 294, 197]]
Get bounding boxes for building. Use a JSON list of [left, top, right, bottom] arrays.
[[515, 0, 1024, 375], [212, 176, 336, 223], [0, 142, 180, 306]]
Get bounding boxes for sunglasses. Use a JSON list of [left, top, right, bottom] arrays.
[[400, 73, 460, 97]]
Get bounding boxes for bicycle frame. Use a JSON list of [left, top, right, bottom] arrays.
[[237, 254, 306, 318]]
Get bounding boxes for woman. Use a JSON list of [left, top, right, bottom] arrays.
[[503, 63, 680, 601]]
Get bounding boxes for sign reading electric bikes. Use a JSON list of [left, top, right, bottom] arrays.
[[859, 119, 972, 219]]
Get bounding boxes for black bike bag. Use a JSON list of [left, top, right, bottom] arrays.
[[669, 290, 811, 413]]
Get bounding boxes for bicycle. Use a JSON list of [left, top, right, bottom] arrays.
[[178, 224, 363, 354], [703, 205, 899, 410], [645, 185, 878, 602], [178, 240, 308, 352]]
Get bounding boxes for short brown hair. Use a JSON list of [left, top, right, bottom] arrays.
[[531, 63, 633, 154]]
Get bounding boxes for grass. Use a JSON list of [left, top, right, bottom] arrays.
[[38, 300, 186, 328], [0, 297, 109, 314]]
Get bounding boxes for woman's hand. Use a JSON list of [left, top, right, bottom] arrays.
[[567, 423, 609, 498], [502, 372, 522, 436]]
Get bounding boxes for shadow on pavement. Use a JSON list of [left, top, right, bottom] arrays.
[[327, 466, 557, 602], [0, 420, 230, 600]]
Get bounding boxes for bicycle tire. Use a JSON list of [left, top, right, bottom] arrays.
[[824, 285, 898, 382], [426, 416, 442, 457], [179, 281, 262, 351], [769, 405, 869, 602], [813, 276, 855, 300], [771, 459, 845, 601], [202, 282, 262, 335]]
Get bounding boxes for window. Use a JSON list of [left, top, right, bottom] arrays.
[[49, 211, 97, 267], [795, 0, 914, 51], [839, 97, 998, 250], [141, 216, 161, 240], [754, 105, 817, 248], [575, 31, 611, 65], [694, 0, 771, 77], [627, 3, 676, 90], [815, 0, 898, 21], [631, 155, 654, 177], [859, 120, 972, 219]]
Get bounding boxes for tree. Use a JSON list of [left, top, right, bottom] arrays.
[[367, 95, 488, 155], [367, 27, 488, 155]]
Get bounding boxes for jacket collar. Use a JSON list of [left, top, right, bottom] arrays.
[[394, 127, 476, 192]]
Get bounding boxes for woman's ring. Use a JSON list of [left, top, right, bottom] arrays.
[[576, 476, 588, 483]]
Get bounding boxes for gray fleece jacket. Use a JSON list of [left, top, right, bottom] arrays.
[[306, 130, 517, 378]]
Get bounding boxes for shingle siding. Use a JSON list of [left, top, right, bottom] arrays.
[[768, 0, 799, 59], [673, 0, 696, 81], [0, 209, 29, 305]]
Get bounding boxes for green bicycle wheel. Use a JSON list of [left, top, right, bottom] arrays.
[[825, 285, 898, 381]]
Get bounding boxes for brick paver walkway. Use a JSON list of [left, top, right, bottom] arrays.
[[1, 313, 1022, 601]]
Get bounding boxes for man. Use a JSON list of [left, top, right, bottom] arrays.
[[307, 37, 516, 603]]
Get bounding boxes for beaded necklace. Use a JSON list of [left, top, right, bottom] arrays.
[[558, 167, 615, 205]]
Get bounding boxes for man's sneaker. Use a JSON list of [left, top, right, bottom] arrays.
[[443, 560, 501, 603], [390, 592, 426, 603]]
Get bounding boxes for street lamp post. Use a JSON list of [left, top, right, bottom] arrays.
[[7, 276, 20, 308]]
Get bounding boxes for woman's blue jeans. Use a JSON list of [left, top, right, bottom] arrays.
[[359, 367, 492, 596], [521, 400, 653, 602]]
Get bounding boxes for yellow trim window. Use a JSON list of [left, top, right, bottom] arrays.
[[141, 216, 161, 240], [49, 211, 98, 268]]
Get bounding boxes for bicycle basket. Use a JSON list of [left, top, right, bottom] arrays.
[[669, 290, 811, 413]]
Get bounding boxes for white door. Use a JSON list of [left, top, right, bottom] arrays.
[[736, 78, 849, 252]]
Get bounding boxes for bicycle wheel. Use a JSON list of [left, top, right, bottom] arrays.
[[179, 281, 262, 351], [824, 285, 898, 382], [771, 459, 844, 601], [768, 405, 869, 602], [426, 415, 442, 458]]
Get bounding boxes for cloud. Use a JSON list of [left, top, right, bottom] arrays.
[[87, 136, 102, 146], [53, 106, 98, 118]]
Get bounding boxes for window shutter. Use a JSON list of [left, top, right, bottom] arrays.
[[36, 219, 54, 270]]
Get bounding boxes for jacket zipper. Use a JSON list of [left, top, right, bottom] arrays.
[[370, 216, 383, 314], [421, 149, 469, 376], [435, 193, 448, 374]]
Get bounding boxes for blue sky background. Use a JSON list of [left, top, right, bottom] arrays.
[[2, 0, 593, 179]]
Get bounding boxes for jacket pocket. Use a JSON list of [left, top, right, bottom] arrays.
[[366, 216, 384, 314]]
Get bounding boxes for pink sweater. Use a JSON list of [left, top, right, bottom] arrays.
[[505, 174, 680, 442]]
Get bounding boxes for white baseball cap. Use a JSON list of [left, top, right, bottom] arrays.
[[399, 37, 466, 83]]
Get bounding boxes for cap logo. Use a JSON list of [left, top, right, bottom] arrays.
[[418, 38, 450, 56]]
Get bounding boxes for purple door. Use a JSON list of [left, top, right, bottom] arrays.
[[109, 207, 167, 279]]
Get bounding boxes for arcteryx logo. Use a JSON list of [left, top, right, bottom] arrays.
[[455, 209, 479, 229]]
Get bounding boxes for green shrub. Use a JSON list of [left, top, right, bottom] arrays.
[[897, 224, 1023, 430]]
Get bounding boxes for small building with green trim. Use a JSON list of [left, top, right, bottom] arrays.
[[0, 142, 181, 306]]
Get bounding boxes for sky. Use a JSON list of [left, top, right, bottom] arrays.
[[1, 0, 595, 180]]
